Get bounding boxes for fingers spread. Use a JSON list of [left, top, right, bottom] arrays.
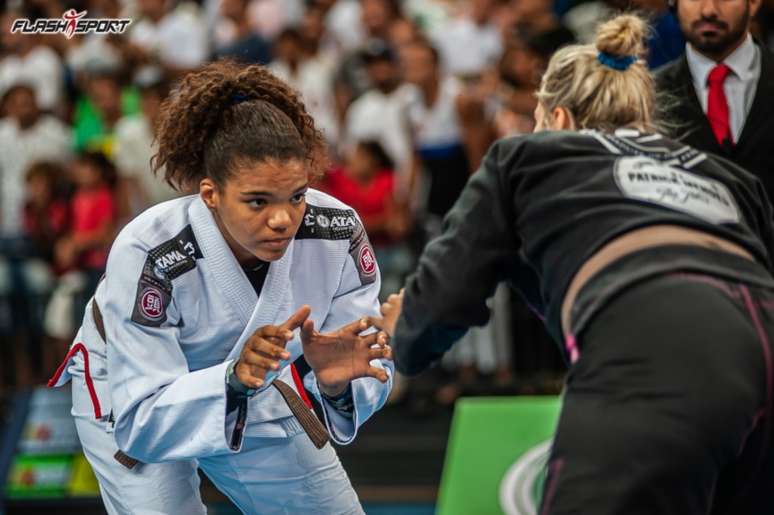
[[300, 318, 316, 342], [365, 366, 390, 383], [281, 305, 312, 332], [254, 325, 293, 342], [368, 345, 392, 360], [247, 334, 292, 355], [241, 350, 282, 372], [340, 317, 369, 336]]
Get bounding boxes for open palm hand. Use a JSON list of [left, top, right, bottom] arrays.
[[301, 318, 392, 397]]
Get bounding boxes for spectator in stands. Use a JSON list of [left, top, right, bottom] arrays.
[[323, 140, 401, 244], [0, 9, 65, 114], [430, 0, 503, 79], [631, 0, 685, 68], [0, 83, 72, 246], [213, 0, 271, 64], [270, 28, 340, 145], [23, 162, 70, 269], [343, 39, 412, 194], [360, 0, 402, 42], [128, 0, 210, 76], [493, 27, 574, 137], [73, 70, 130, 155], [400, 39, 475, 222], [55, 152, 117, 280], [656, 0, 774, 197], [506, 0, 576, 51], [114, 67, 178, 214]]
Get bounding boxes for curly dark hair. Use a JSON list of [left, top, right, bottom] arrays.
[[153, 59, 327, 191]]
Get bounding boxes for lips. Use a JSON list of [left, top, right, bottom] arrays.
[[694, 21, 726, 33], [260, 237, 291, 249]]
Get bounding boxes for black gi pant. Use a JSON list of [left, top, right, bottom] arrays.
[[542, 271, 774, 514]]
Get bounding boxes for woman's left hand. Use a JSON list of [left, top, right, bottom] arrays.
[[301, 318, 392, 397]]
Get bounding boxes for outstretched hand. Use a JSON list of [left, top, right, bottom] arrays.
[[368, 289, 404, 338], [234, 305, 311, 389], [301, 318, 392, 397]]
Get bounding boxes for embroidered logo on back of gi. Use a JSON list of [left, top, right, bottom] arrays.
[[132, 225, 202, 326], [614, 156, 741, 224]]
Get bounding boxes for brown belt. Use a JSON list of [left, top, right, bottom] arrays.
[[90, 299, 329, 469], [560, 224, 756, 337]]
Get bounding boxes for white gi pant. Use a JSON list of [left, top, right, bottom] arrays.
[[72, 373, 364, 515]]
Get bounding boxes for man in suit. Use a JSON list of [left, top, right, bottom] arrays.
[[656, 0, 774, 197]]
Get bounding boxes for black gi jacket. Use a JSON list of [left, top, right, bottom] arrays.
[[394, 129, 774, 374]]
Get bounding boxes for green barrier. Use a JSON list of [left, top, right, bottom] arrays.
[[438, 397, 561, 515]]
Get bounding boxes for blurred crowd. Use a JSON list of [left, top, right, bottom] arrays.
[[1, 0, 773, 408]]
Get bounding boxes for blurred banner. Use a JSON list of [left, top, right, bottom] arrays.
[[3, 386, 99, 500], [438, 396, 561, 515]]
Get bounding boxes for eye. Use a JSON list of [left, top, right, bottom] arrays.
[[290, 192, 306, 204], [248, 198, 267, 209]]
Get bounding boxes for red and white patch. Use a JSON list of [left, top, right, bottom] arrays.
[[140, 287, 164, 319], [358, 245, 376, 276]]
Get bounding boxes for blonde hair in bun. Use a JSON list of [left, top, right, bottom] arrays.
[[536, 13, 657, 133]]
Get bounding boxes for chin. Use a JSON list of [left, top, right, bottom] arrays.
[[254, 246, 289, 262]]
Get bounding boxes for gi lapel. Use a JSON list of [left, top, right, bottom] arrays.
[[188, 196, 295, 359], [226, 240, 294, 361], [188, 196, 257, 328]]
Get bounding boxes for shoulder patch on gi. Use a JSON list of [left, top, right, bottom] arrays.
[[349, 222, 377, 285], [295, 204, 359, 240], [131, 225, 201, 326]]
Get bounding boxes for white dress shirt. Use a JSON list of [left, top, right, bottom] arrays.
[[686, 34, 761, 143]]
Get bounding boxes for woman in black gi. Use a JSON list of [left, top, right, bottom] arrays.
[[374, 13, 774, 515]]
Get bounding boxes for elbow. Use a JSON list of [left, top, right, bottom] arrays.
[[113, 411, 159, 464]]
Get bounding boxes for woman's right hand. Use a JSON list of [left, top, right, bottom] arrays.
[[234, 305, 311, 389]]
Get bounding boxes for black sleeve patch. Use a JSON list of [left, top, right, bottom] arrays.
[[131, 225, 201, 327], [295, 204, 359, 240], [296, 204, 377, 285]]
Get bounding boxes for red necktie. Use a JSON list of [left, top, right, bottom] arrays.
[[706, 63, 733, 147]]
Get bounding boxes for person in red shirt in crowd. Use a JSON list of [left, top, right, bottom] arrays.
[[323, 139, 405, 246], [55, 152, 117, 276], [323, 139, 413, 304], [52, 152, 118, 337]]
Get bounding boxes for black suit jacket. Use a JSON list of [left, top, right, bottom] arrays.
[[656, 43, 774, 198]]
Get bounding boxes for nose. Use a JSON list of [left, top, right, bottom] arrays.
[[267, 207, 292, 232], [699, 0, 719, 18]]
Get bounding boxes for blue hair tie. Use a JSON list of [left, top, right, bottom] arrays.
[[230, 93, 250, 105], [597, 52, 637, 71]]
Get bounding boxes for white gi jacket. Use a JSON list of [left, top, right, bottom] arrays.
[[51, 190, 393, 463]]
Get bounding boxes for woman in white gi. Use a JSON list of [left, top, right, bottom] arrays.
[[48, 60, 394, 514]]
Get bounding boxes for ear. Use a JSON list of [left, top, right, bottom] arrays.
[[551, 106, 576, 131], [199, 178, 219, 210]]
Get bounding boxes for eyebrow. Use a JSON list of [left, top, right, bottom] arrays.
[[240, 184, 309, 197]]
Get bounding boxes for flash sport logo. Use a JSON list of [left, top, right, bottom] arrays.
[[11, 9, 131, 40]]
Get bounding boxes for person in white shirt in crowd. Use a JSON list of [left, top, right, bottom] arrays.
[[0, 83, 72, 245], [0, 83, 72, 387], [114, 66, 179, 214], [127, 0, 210, 76], [343, 39, 412, 195], [0, 9, 65, 115], [270, 27, 340, 146], [429, 0, 503, 80]]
